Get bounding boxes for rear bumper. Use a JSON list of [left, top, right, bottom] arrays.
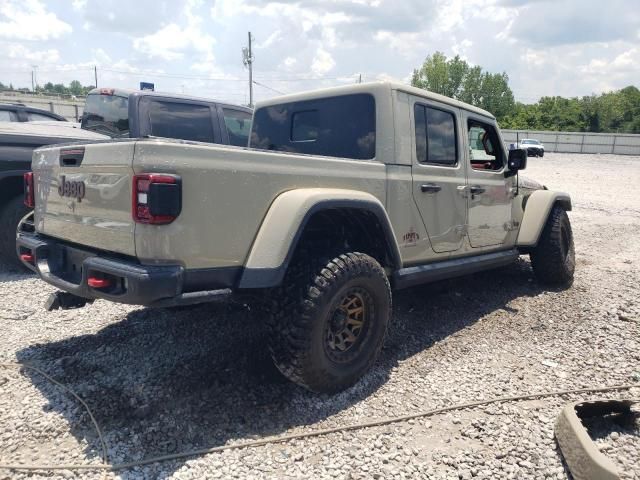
[[17, 232, 231, 307]]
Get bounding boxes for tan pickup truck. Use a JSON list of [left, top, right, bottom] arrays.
[[18, 82, 574, 393]]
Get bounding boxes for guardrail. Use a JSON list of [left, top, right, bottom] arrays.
[[0, 94, 85, 122], [502, 129, 640, 156]]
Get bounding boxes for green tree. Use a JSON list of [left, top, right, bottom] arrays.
[[69, 80, 83, 95], [412, 52, 515, 122]]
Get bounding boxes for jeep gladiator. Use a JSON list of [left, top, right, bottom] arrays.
[[18, 82, 575, 393]]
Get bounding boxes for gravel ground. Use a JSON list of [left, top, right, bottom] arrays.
[[0, 152, 639, 480]]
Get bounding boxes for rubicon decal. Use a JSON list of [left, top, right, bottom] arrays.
[[58, 175, 86, 202]]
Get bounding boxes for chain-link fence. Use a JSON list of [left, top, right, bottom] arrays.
[[502, 130, 640, 156]]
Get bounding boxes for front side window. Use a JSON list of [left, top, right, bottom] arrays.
[[147, 100, 214, 143], [223, 108, 252, 147], [28, 112, 58, 121], [414, 104, 457, 165], [250, 93, 376, 160], [468, 121, 504, 171]]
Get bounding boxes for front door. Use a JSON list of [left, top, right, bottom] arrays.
[[464, 116, 514, 248], [411, 101, 467, 254]]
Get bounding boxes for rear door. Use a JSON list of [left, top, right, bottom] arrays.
[[139, 97, 221, 144], [463, 114, 515, 248], [410, 98, 467, 254], [33, 142, 137, 256]]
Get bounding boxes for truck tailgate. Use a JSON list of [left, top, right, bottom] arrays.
[[32, 141, 137, 256]]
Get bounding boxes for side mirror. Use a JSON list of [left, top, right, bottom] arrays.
[[508, 148, 528, 171], [481, 132, 495, 155]]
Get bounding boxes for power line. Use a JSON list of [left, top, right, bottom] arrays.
[[252, 80, 286, 95], [100, 68, 241, 81]]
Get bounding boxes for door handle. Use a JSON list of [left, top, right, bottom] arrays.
[[421, 183, 442, 193], [469, 185, 486, 195]]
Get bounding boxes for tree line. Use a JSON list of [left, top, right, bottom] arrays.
[[0, 80, 95, 97], [411, 52, 640, 134]]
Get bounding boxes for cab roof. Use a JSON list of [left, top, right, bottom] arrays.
[[86, 87, 252, 113], [254, 81, 495, 119]]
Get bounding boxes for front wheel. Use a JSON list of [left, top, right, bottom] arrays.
[[268, 252, 391, 393], [539, 150, 545, 157], [530, 206, 575, 286]]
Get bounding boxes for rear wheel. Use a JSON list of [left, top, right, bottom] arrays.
[[268, 252, 391, 393], [530, 206, 574, 286], [0, 195, 31, 270]]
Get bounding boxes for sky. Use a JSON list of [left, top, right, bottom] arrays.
[[0, 0, 638, 106]]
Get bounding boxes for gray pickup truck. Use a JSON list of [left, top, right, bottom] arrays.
[[19, 82, 574, 393], [81, 87, 252, 147]]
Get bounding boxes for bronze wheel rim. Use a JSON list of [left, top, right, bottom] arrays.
[[324, 289, 370, 361]]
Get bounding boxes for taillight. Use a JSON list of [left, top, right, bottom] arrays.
[[24, 172, 34, 208], [132, 174, 181, 224]]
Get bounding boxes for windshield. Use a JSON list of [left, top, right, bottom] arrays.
[[81, 93, 130, 137], [521, 139, 539, 145]]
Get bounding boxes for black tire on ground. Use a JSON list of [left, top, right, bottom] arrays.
[[0, 195, 31, 270], [268, 252, 391, 393], [530, 206, 575, 286], [539, 150, 544, 157]]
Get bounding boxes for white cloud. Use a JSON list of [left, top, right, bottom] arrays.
[[6, 44, 61, 63], [133, 1, 216, 63], [72, 0, 87, 10], [255, 30, 281, 49], [283, 56, 297, 68], [0, 0, 72, 41], [311, 47, 336, 75], [0, 0, 638, 105]]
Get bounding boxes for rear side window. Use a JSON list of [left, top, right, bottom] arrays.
[[81, 93, 130, 137], [147, 101, 214, 143], [28, 112, 58, 121], [222, 108, 252, 147], [0, 110, 18, 121], [414, 104, 457, 165], [250, 93, 376, 160]]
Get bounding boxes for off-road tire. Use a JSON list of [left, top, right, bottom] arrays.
[[268, 252, 391, 393], [530, 206, 574, 286], [0, 195, 30, 270]]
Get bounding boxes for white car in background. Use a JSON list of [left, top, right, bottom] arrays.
[[518, 138, 545, 157]]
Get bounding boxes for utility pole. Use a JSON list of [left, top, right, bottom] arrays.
[[358, 73, 362, 84], [31, 65, 38, 92], [94, 65, 98, 87], [242, 32, 254, 107]]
